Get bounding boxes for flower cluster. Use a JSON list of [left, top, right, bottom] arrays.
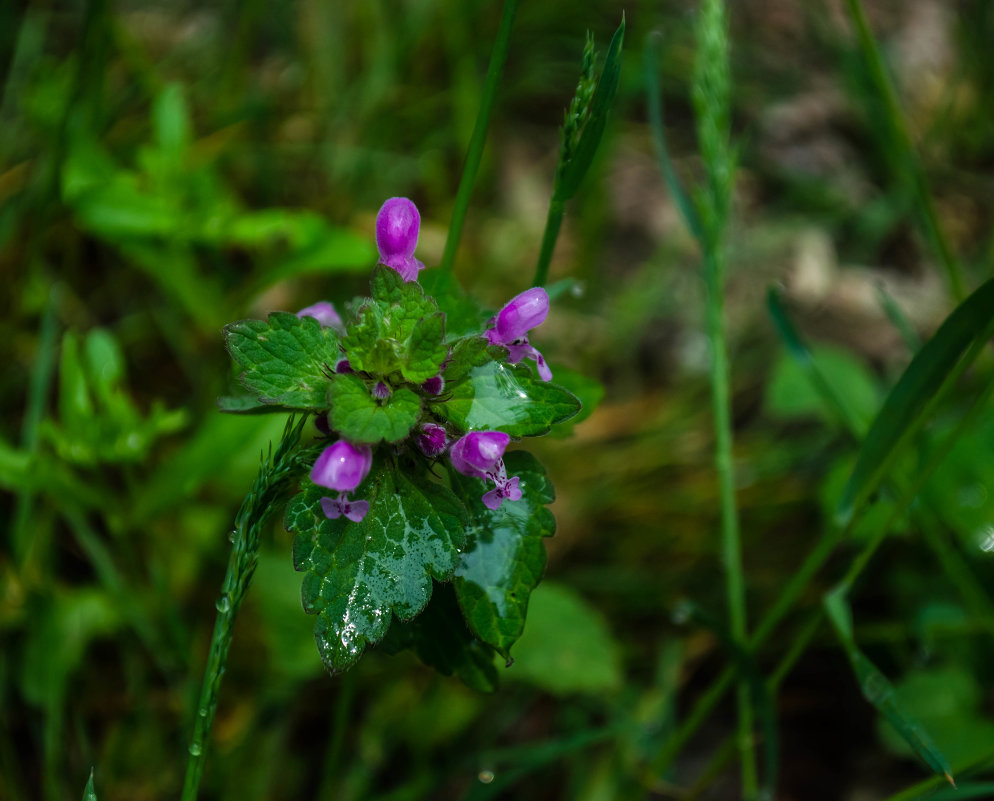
[[295, 197, 558, 522]]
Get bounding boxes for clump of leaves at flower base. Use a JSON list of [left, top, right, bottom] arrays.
[[223, 198, 586, 687]]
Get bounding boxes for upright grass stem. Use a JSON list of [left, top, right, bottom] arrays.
[[440, 0, 518, 275], [842, 0, 965, 302], [181, 418, 309, 801]]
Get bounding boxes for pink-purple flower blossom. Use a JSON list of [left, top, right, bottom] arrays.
[[376, 197, 426, 282], [449, 430, 522, 510], [485, 287, 553, 382], [416, 423, 449, 458], [311, 440, 373, 522], [297, 301, 344, 331]]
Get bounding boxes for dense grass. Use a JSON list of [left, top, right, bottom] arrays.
[[3, 1, 994, 799]]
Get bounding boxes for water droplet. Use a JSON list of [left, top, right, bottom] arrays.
[[477, 770, 495, 784], [198, 707, 208, 718], [979, 526, 994, 553], [215, 594, 231, 613], [188, 743, 202, 757], [228, 531, 236, 544]]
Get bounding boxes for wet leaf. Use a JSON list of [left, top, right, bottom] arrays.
[[433, 361, 581, 437], [288, 464, 467, 673], [452, 451, 556, 657]]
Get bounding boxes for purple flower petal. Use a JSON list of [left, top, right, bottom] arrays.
[[417, 423, 448, 458], [481, 487, 503, 510], [297, 301, 343, 331], [311, 440, 373, 492], [495, 287, 549, 343], [320, 496, 343, 519], [376, 197, 421, 260], [343, 499, 369, 523], [449, 431, 509, 478]]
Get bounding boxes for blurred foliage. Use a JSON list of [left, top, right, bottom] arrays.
[[4, 1, 994, 800]]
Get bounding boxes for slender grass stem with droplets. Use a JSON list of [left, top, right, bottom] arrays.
[[180, 418, 311, 801]]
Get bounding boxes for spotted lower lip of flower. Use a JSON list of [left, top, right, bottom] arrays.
[[484, 287, 553, 382], [320, 493, 370, 523], [376, 197, 426, 282], [449, 431, 522, 510], [297, 301, 344, 331], [311, 440, 372, 492]]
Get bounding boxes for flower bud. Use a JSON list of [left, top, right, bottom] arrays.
[[417, 423, 449, 458], [422, 375, 444, 396], [311, 440, 372, 492], [495, 287, 549, 342], [297, 301, 343, 331], [376, 197, 426, 282], [449, 431, 509, 478]]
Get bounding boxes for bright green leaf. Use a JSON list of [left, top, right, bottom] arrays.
[[433, 361, 581, 437], [225, 312, 340, 409], [327, 373, 421, 444]]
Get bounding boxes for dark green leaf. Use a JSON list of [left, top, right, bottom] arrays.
[[381, 582, 499, 692], [825, 589, 955, 784], [443, 337, 490, 384], [837, 277, 994, 525], [433, 361, 581, 437], [288, 465, 468, 672], [403, 312, 447, 383], [216, 395, 284, 414], [419, 270, 491, 338], [556, 16, 625, 200], [327, 373, 421, 443], [370, 263, 407, 304], [225, 312, 340, 410], [452, 451, 555, 657]]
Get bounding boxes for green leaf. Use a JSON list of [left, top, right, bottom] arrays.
[[225, 312, 341, 410], [556, 15, 625, 200], [825, 589, 955, 784], [343, 268, 448, 382], [433, 361, 581, 437], [327, 373, 421, 444], [381, 582, 499, 693], [442, 336, 490, 384], [543, 365, 604, 437], [507, 581, 623, 696], [288, 465, 468, 672], [82, 769, 97, 801], [452, 451, 555, 657], [152, 83, 191, 164], [837, 277, 994, 525], [216, 394, 283, 414]]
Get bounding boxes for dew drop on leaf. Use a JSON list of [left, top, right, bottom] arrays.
[[979, 525, 994, 554], [215, 594, 231, 613], [188, 743, 202, 756], [477, 770, 495, 784]]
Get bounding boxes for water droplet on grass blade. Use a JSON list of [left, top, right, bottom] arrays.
[[979, 526, 994, 553], [216, 594, 231, 613], [477, 770, 495, 784], [188, 743, 202, 756]]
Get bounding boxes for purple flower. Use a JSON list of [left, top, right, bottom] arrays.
[[376, 197, 426, 282], [297, 301, 344, 331], [320, 495, 370, 523], [484, 287, 553, 382], [449, 431, 522, 510], [335, 359, 353, 374], [311, 440, 373, 523], [311, 440, 372, 492], [422, 374, 444, 395], [417, 423, 449, 458], [372, 381, 392, 401]]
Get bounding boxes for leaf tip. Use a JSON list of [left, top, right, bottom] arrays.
[[944, 771, 956, 788]]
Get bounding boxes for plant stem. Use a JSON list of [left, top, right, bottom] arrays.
[[180, 419, 308, 801], [440, 0, 518, 275], [843, 0, 966, 302], [532, 196, 564, 287]]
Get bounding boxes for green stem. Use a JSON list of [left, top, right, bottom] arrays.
[[180, 419, 308, 801], [843, 0, 965, 302], [532, 196, 564, 287], [440, 0, 518, 275]]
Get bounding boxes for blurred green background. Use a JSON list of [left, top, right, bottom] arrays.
[[3, 0, 994, 799]]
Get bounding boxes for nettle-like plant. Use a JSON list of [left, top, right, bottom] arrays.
[[224, 197, 579, 679]]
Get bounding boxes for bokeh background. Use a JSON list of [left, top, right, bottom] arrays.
[[4, 0, 994, 799]]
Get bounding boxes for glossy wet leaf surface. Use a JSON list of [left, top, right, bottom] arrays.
[[433, 361, 581, 437], [288, 464, 467, 672], [225, 312, 341, 410], [452, 451, 556, 657]]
